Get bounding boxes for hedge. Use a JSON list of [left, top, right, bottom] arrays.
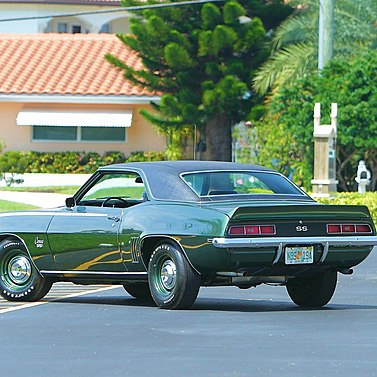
[[317, 192, 377, 226], [0, 150, 165, 175]]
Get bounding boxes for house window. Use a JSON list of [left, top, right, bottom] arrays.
[[99, 23, 110, 33], [33, 126, 76, 141], [57, 23, 68, 33], [81, 127, 126, 142], [32, 126, 127, 143], [72, 25, 82, 34]]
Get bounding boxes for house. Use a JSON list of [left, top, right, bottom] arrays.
[[0, 33, 166, 155], [0, 0, 130, 34]]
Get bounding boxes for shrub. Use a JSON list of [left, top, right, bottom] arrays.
[[0, 150, 165, 175], [317, 192, 377, 226], [126, 151, 166, 162]]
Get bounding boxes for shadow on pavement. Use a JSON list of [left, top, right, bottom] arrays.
[[45, 294, 377, 313]]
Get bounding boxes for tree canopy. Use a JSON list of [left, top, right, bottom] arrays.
[[253, 49, 377, 191], [253, 0, 377, 95], [106, 0, 292, 160]]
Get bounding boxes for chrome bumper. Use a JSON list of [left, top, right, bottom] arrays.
[[212, 236, 377, 249], [212, 236, 377, 264]]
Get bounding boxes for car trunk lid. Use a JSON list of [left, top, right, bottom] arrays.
[[205, 202, 375, 237]]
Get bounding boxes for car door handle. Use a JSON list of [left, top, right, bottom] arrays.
[[107, 216, 120, 222]]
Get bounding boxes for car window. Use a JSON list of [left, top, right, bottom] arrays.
[[78, 172, 146, 206], [182, 171, 303, 197]]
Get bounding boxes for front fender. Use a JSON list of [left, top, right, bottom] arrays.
[[0, 211, 56, 269]]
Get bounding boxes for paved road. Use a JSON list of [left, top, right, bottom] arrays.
[[0, 248, 376, 377]]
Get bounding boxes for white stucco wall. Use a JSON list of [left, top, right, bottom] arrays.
[[0, 4, 131, 34], [0, 102, 166, 155]]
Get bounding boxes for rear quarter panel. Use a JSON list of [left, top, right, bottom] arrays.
[[120, 202, 231, 273]]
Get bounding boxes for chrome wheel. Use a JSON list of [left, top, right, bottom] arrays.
[[7, 256, 32, 285], [0, 239, 52, 302], [160, 259, 177, 290], [148, 243, 201, 309]]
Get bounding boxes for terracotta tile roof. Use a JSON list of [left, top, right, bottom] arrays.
[[0, 1, 121, 5], [0, 33, 155, 97]]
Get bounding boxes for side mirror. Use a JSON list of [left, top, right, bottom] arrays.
[[65, 197, 76, 208]]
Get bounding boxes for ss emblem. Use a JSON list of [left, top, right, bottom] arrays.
[[296, 225, 308, 232]]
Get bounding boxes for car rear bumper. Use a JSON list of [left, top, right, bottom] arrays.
[[212, 236, 377, 249], [212, 236, 377, 267]]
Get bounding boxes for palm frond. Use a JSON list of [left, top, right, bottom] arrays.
[[254, 0, 377, 95], [252, 43, 316, 95], [272, 13, 317, 51]]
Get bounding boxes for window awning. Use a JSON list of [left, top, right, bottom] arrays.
[[16, 108, 133, 127]]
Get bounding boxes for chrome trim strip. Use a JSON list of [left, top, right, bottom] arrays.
[[40, 270, 147, 276], [212, 236, 377, 248]]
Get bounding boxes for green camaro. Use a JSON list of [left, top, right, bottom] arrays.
[[0, 161, 376, 309]]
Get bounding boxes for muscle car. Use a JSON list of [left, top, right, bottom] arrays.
[[0, 161, 376, 309]]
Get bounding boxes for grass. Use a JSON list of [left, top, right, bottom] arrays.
[[0, 199, 40, 212], [0, 186, 79, 195]]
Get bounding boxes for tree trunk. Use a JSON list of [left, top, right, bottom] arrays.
[[204, 113, 232, 161]]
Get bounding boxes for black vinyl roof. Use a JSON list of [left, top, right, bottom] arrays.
[[100, 160, 272, 175], [98, 161, 280, 202]]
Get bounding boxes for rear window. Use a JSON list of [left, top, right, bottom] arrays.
[[181, 171, 304, 197]]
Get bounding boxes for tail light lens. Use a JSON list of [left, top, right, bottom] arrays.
[[356, 224, 373, 233], [228, 225, 276, 236], [327, 223, 372, 234], [327, 224, 341, 233], [342, 224, 355, 233]]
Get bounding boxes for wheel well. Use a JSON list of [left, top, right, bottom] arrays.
[[140, 236, 178, 269], [0, 234, 34, 262], [0, 234, 22, 245]]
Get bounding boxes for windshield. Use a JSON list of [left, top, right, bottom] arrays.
[[181, 171, 304, 197]]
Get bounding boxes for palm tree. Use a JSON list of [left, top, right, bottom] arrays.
[[252, 0, 377, 95]]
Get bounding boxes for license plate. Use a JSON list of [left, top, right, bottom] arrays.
[[285, 246, 314, 265]]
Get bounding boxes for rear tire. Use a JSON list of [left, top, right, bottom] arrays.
[[286, 270, 337, 308], [148, 242, 200, 309], [0, 239, 52, 302]]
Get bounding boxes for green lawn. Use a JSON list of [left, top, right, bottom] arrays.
[[0, 200, 40, 212], [0, 186, 79, 195]]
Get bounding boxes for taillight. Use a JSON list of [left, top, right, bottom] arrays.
[[228, 226, 245, 235], [327, 224, 341, 233], [356, 224, 372, 233], [228, 225, 276, 236], [327, 223, 372, 234], [342, 224, 355, 233]]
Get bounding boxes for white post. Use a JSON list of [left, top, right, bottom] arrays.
[[311, 103, 338, 196]]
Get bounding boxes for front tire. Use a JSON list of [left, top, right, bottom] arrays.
[[123, 282, 152, 300], [0, 239, 52, 302], [148, 243, 201, 309], [286, 270, 337, 308]]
